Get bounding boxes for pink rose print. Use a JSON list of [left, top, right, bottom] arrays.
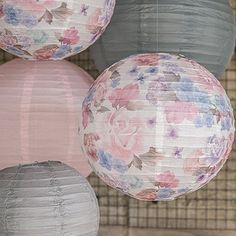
[[33, 45, 58, 60], [136, 189, 157, 201], [84, 133, 100, 162], [61, 27, 80, 45], [109, 83, 139, 109], [165, 101, 199, 123], [86, 8, 103, 34], [102, 109, 145, 164], [155, 171, 179, 188], [134, 54, 159, 66]]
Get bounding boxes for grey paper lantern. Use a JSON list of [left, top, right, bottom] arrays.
[[90, 0, 235, 78], [0, 161, 99, 236]]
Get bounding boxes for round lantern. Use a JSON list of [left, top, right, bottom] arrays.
[[90, 0, 235, 78], [0, 161, 99, 235], [80, 53, 235, 201], [0, 59, 93, 177], [0, 0, 115, 60]]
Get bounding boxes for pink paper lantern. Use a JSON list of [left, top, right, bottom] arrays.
[[80, 53, 235, 201], [0, 0, 115, 60], [0, 59, 93, 177]]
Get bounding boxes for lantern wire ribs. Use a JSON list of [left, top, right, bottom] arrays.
[[0, 3, 236, 230]]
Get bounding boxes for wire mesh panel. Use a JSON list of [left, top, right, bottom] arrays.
[[0, 0, 235, 231]]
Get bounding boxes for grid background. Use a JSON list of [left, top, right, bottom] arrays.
[[0, 0, 235, 231]]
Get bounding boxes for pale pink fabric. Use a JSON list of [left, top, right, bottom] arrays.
[[0, 59, 93, 177]]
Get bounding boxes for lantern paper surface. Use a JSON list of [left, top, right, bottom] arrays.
[[0, 161, 99, 235], [90, 0, 235, 78], [0, 59, 93, 177], [80, 53, 235, 201], [0, 0, 115, 60]]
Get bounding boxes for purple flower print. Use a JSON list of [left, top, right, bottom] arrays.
[[166, 127, 178, 139], [145, 66, 158, 75], [80, 4, 89, 16], [129, 66, 139, 76], [136, 73, 147, 84], [147, 117, 157, 128], [173, 147, 183, 159]]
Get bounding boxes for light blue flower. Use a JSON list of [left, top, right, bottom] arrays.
[[3, 4, 22, 26], [194, 112, 214, 128], [73, 46, 83, 53], [157, 188, 174, 199], [83, 87, 95, 106], [32, 31, 49, 44], [53, 45, 72, 59], [221, 117, 232, 131], [112, 159, 128, 173], [178, 187, 190, 194], [174, 78, 210, 110], [97, 150, 113, 171], [111, 78, 120, 88], [214, 95, 229, 113], [3, 4, 37, 28], [120, 176, 144, 189]]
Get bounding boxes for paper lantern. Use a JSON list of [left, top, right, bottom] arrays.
[[90, 0, 235, 78], [80, 53, 235, 201], [0, 161, 99, 235], [0, 0, 115, 60], [0, 59, 93, 177]]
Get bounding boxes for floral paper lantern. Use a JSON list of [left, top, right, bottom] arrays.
[[0, 161, 99, 235], [80, 53, 235, 201], [90, 0, 235, 78], [0, 59, 93, 176], [0, 0, 115, 60]]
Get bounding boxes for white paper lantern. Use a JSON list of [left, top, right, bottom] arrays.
[[0, 161, 99, 235], [80, 53, 235, 201], [0, 59, 93, 176], [0, 0, 115, 60]]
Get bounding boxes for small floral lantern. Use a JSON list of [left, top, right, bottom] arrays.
[[0, 161, 99, 235], [0, 59, 93, 177], [0, 0, 115, 60], [80, 53, 235, 201]]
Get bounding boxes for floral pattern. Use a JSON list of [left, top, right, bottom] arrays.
[[80, 53, 235, 201], [0, 0, 115, 60]]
